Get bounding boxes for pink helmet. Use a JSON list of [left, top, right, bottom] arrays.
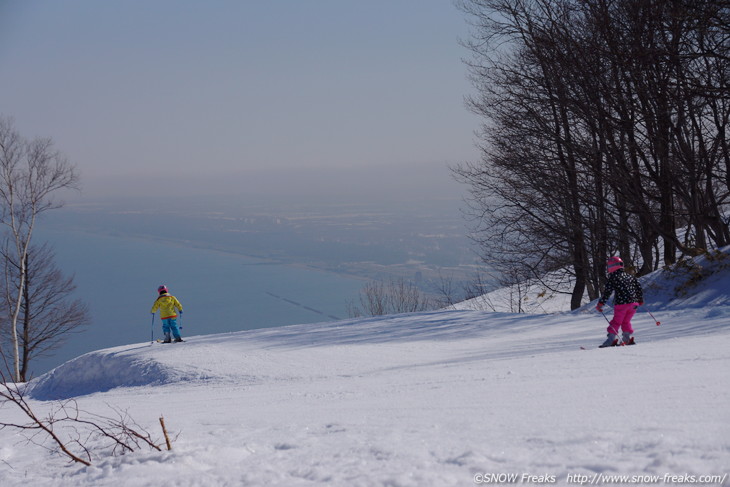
[[158, 285, 168, 294], [606, 256, 624, 273]]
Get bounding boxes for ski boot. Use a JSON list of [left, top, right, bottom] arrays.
[[162, 332, 172, 344], [621, 332, 635, 346], [599, 333, 619, 348], [174, 337, 184, 343]]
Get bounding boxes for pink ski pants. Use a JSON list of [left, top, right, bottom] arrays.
[[607, 303, 638, 335]]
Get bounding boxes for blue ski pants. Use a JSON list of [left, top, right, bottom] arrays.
[[162, 317, 182, 340]]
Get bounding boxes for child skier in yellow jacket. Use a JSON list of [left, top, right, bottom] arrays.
[[151, 285, 184, 343]]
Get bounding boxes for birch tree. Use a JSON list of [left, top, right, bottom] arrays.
[[0, 117, 79, 381], [1, 242, 91, 381]]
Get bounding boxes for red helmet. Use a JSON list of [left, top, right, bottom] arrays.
[[606, 256, 624, 273], [158, 285, 168, 294]]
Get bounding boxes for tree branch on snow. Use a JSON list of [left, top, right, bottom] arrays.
[[0, 370, 165, 466]]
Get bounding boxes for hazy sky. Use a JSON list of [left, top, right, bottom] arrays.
[[0, 0, 479, 201]]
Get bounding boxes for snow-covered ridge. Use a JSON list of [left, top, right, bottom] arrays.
[[29, 310, 546, 400], [29, 248, 730, 401]]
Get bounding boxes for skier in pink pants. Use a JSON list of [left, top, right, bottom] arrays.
[[595, 256, 644, 347]]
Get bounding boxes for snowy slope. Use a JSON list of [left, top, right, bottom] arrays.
[[1, 254, 729, 486], [454, 247, 730, 317]]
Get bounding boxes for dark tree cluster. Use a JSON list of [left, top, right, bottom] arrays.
[[455, 0, 730, 309]]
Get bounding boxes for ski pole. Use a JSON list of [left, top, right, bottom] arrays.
[[151, 313, 155, 343], [643, 306, 661, 326], [600, 310, 611, 324]]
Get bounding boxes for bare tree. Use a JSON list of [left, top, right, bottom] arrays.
[[348, 278, 433, 317], [1, 242, 91, 381], [461, 269, 495, 309], [455, 0, 730, 309], [0, 117, 79, 381], [387, 277, 432, 314], [433, 271, 460, 308]]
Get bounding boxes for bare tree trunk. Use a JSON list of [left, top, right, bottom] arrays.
[[5, 204, 31, 383], [21, 253, 29, 382]]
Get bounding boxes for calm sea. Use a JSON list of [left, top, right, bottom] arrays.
[[29, 229, 365, 376]]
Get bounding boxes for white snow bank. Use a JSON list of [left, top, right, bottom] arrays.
[[29, 346, 172, 400]]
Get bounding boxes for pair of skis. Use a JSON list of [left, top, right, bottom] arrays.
[[584, 305, 662, 349], [581, 340, 635, 350]]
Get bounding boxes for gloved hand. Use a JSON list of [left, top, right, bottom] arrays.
[[596, 303, 604, 312]]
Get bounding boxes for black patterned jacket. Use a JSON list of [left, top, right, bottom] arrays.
[[599, 269, 643, 305]]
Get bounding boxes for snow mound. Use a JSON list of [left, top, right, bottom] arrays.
[[640, 248, 730, 310], [30, 333, 274, 400], [30, 346, 175, 400]]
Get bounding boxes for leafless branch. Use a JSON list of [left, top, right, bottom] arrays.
[[0, 369, 166, 467]]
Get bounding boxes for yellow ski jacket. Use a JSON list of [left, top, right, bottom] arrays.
[[151, 293, 183, 320]]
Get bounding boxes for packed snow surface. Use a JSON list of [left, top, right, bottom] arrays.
[[1, 252, 729, 486]]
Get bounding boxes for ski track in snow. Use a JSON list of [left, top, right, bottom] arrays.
[[1, 253, 730, 487]]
